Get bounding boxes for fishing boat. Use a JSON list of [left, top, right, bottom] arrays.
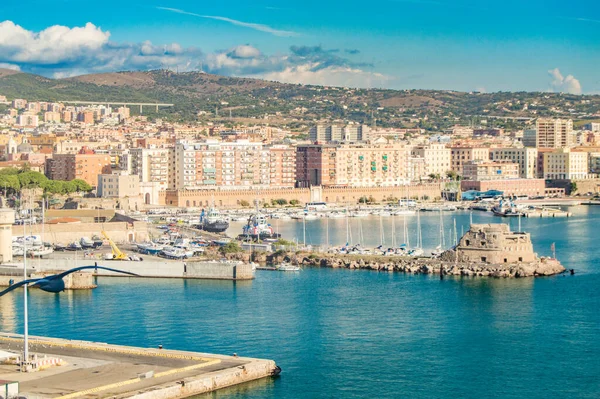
[[136, 242, 164, 255], [159, 246, 189, 259], [492, 200, 523, 217], [28, 245, 54, 257], [197, 207, 230, 233]]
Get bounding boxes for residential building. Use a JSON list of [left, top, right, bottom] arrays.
[[129, 148, 170, 189], [489, 148, 538, 179], [523, 129, 537, 148], [543, 148, 589, 179], [295, 144, 338, 187], [536, 118, 573, 148], [16, 114, 38, 127], [326, 125, 343, 141], [12, 99, 27, 109], [309, 125, 327, 142], [450, 146, 489, 175], [462, 160, 519, 181], [583, 122, 600, 132], [343, 125, 370, 142], [46, 149, 112, 186], [97, 173, 140, 198], [333, 143, 408, 187], [44, 111, 61, 123], [410, 144, 451, 177]]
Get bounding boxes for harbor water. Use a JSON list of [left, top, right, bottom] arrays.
[[1, 207, 599, 398]]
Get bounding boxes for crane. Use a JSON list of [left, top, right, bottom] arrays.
[[101, 230, 128, 260]]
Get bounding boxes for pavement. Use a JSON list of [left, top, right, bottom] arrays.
[[0, 334, 252, 399]]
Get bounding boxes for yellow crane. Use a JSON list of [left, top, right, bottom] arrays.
[[101, 230, 128, 260]]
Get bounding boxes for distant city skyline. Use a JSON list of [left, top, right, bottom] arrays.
[[0, 0, 598, 94]]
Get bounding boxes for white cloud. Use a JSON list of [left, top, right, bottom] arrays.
[[0, 20, 385, 88], [0, 63, 20, 71], [156, 7, 299, 37], [0, 20, 109, 64], [548, 68, 582, 94], [0, 20, 203, 76], [261, 64, 391, 88]]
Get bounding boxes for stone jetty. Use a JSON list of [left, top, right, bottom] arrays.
[[268, 223, 566, 278]]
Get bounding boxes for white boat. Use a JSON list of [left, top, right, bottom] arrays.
[[377, 211, 392, 217], [12, 245, 24, 257], [80, 237, 94, 248], [350, 210, 370, 218], [276, 263, 301, 271], [28, 246, 54, 257], [393, 209, 416, 216], [327, 212, 346, 219], [160, 247, 189, 259]]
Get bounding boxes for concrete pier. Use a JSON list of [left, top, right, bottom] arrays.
[[0, 333, 279, 399]]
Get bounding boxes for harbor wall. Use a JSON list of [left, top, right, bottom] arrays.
[[16, 221, 149, 244], [0, 270, 95, 289], [12, 258, 254, 280], [161, 183, 443, 208]]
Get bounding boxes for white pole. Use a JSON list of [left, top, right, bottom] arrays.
[[23, 213, 29, 366], [303, 214, 306, 247], [326, 216, 329, 248]]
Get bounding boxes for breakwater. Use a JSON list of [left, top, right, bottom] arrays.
[[268, 252, 565, 277]]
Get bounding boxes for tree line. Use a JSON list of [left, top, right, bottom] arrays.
[[0, 167, 92, 195]]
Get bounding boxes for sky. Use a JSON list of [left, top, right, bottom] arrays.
[[0, 0, 599, 94]]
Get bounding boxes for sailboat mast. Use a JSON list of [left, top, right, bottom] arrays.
[[453, 218, 458, 246]]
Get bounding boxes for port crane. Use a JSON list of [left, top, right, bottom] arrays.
[[101, 230, 128, 260]]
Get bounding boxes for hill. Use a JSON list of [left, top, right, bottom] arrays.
[[0, 69, 599, 130]]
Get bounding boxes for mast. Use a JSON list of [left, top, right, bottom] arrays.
[[454, 218, 458, 246], [392, 214, 396, 248], [379, 213, 384, 246], [416, 210, 422, 248], [303, 213, 306, 247], [326, 216, 329, 248]]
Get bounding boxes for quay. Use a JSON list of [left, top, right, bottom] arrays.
[[0, 333, 279, 399]]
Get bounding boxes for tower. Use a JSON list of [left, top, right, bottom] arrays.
[[0, 205, 15, 263]]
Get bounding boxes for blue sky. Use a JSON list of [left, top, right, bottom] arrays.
[[0, 0, 598, 93]]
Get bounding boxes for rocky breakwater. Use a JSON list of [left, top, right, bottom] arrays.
[[268, 253, 564, 278], [266, 223, 566, 278]]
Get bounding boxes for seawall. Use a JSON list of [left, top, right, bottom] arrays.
[[0, 258, 255, 281], [274, 253, 566, 278]]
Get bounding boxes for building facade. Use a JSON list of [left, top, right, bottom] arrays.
[[450, 146, 490, 175], [462, 160, 519, 181], [536, 118, 573, 148], [97, 173, 140, 198], [489, 147, 538, 179], [543, 148, 589, 179], [410, 144, 451, 177]]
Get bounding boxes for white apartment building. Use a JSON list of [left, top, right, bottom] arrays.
[[536, 118, 574, 148], [489, 148, 538, 179], [97, 173, 140, 198], [333, 143, 409, 187], [543, 148, 589, 179], [129, 147, 169, 189], [410, 144, 451, 177], [463, 160, 520, 181]]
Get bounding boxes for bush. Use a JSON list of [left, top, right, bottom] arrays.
[[239, 200, 250, 207], [219, 242, 242, 255], [289, 199, 300, 206]]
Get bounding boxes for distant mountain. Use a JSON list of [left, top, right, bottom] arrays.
[[0, 69, 598, 128]]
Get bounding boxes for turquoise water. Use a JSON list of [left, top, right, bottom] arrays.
[[1, 207, 599, 398]]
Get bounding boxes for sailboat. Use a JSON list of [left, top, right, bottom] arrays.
[[407, 210, 424, 257], [394, 184, 416, 215], [431, 209, 445, 257]]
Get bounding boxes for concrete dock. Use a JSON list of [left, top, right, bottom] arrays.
[[0, 333, 279, 399]]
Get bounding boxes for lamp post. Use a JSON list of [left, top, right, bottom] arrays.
[[22, 208, 30, 370]]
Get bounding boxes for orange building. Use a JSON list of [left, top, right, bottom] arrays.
[[46, 149, 111, 186]]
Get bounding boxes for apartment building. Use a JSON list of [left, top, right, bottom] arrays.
[[171, 140, 297, 190], [97, 173, 140, 198], [489, 147, 538, 179], [309, 124, 370, 143], [410, 144, 451, 177], [536, 118, 573, 148], [129, 148, 170, 189], [16, 114, 38, 127], [296, 144, 338, 187], [523, 129, 537, 148], [450, 146, 489, 175], [462, 160, 519, 181], [46, 150, 112, 186], [543, 148, 589, 179]]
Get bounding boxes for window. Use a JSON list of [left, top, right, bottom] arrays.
[[481, 257, 487, 262]]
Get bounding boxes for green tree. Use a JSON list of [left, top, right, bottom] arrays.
[[218, 242, 242, 256], [289, 199, 300, 206], [17, 170, 48, 188], [0, 175, 21, 193], [239, 199, 250, 207], [72, 179, 93, 192], [569, 181, 578, 195]]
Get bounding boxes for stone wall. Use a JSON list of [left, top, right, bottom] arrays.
[[160, 183, 442, 208], [0, 271, 95, 289], [21, 221, 148, 244]]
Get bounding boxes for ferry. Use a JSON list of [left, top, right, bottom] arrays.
[[197, 207, 230, 233]]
